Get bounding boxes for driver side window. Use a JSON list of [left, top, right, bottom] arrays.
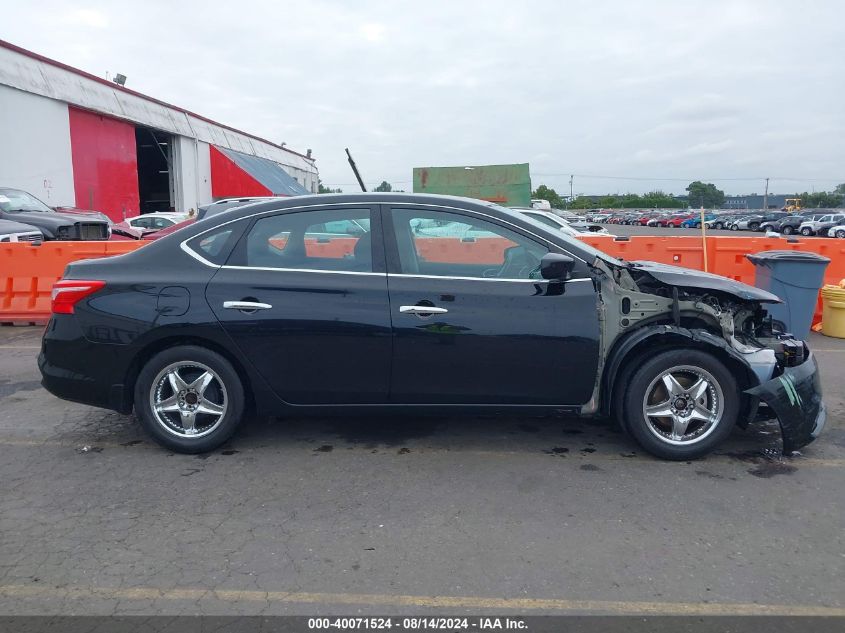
[[391, 208, 548, 279]]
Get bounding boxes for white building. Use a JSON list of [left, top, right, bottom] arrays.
[[0, 39, 318, 221]]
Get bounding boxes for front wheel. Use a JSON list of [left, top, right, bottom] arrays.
[[836, 230, 845, 239], [782, 225, 794, 235], [730, 224, 739, 231], [714, 222, 723, 230], [621, 349, 739, 460], [801, 227, 813, 236], [134, 345, 245, 453], [749, 222, 760, 231]]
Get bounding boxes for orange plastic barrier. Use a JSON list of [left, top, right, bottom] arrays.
[[1, 241, 144, 324], [2, 236, 844, 326]]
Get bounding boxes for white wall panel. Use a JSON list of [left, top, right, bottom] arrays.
[[0, 84, 75, 206]]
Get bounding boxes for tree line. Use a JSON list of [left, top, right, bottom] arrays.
[[532, 182, 845, 210]]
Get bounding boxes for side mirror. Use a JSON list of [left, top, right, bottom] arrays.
[[540, 253, 575, 281]]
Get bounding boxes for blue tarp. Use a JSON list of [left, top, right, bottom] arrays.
[[216, 146, 310, 196]]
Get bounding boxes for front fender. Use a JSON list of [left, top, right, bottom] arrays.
[[601, 325, 776, 418]]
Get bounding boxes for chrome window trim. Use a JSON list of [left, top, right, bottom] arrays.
[[180, 240, 219, 268], [180, 200, 590, 269]]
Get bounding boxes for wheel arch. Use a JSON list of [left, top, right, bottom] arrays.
[[601, 325, 760, 427], [120, 335, 257, 415]]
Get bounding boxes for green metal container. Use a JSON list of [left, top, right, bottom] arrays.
[[412, 163, 531, 207]]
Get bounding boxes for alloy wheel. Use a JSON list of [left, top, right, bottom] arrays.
[[149, 361, 228, 438], [641, 365, 724, 445]]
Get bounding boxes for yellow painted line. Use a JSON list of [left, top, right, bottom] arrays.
[[0, 437, 842, 467], [1, 584, 842, 615]]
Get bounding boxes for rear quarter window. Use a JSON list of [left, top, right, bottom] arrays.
[[186, 222, 245, 265]]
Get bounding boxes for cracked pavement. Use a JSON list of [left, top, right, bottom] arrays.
[[0, 326, 843, 615]]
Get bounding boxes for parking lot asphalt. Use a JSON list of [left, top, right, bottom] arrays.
[[0, 326, 843, 616]]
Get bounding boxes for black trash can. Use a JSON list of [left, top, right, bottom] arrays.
[[746, 250, 830, 340]]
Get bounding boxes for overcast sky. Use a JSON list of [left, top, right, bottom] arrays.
[[3, 0, 843, 196]]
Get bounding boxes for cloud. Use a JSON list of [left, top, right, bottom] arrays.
[[65, 8, 109, 29], [358, 23, 386, 43], [1, 0, 842, 194]]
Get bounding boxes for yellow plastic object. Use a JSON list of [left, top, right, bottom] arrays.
[[820, 285, 845, 338]]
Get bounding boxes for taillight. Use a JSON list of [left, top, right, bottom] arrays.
[[51, 280, 106, 314]]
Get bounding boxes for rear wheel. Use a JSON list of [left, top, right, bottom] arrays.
[[714, 222, 724, 229], [782, 225, 794, 235], [836, 230, 845, 239], [134, 345, 245, 453], [621, 349, 739, 460], [801, 227, 813, 236], [730, 224, 739, 231], [749, 222, 760, 231]]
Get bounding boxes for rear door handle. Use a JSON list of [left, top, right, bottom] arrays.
[[223, 301, 272, 311], [399, 305, 448, 315]]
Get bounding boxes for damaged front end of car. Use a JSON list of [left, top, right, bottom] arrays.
[[587, 257, 825, 454]]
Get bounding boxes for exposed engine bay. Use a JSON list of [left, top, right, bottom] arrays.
[[584, 256, 825, 453]]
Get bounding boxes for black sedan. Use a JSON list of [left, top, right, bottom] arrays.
[[0, 187, 110, 240], [39, 193, 825, 459]]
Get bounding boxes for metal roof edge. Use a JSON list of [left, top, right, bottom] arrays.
[[0, 38, 315, 164]]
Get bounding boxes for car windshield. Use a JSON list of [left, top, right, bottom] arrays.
[[0, 188, 53, 213]]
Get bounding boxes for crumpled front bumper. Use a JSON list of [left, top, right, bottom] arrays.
[[746, 351, 826, 454]]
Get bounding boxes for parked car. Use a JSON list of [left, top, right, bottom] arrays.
[[126, 212, 189, 230], [39, 193, 823, 460], [728, 215, 759, 231], [110, 222, 160, 240], [518, 209, 614, 237], [826, 224, 845, 239], [812, 217, 845, 238], [143, 218, 196, 240], [776, 212, 826, 235], [752, 212, 790, 232], [705, 214, 742, 230], [730, 215, 766, 231], [798, 213, 845, 236], [197, 197, 275, 220], [680, 214, 716, 229], [0, 218, 43, 243], [0, 187, 110, 240], [646, 214, 673, 227], [663, 214, 694, 228]]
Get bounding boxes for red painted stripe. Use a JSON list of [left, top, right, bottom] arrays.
[[68, 107, 140, 222], [210, 146, 273, 198]]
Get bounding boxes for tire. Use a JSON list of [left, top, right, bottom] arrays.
[[620, 349, 739, 460], [801, 227, 813, 236], [134, 345, 245, 453], [749, 222, 760, 231], [782, 225, 794, 235], [836, 230, 845, 239], [714, 222, 723, 230], [730, 224, 739, 231]]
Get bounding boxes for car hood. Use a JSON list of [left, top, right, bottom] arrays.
[[53, 207, 111, 223], [6, 210, 109, 229], [630, 260, 781, 303]]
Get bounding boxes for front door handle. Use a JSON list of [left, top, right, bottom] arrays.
[[399, 305, 448, 315], [223, 300, 273, 311]]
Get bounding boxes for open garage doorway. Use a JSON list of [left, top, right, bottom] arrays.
[[135, 126, 174, 213]]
